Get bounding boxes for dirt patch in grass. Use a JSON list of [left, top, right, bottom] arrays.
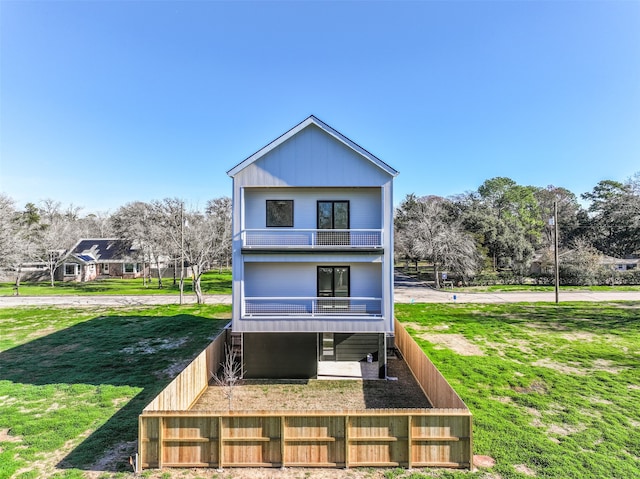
[[533, 358, 586, 375], [26, 325, 57, 339], [514, 463, 536, 476], [16, 430, 92, 479], [419, 333, 483, 356], [561, 331, 598, 342], [85, 440, 138, 478], [192, 357, 430, 411], [155, 359, 193, 380], [482, 337, 533, 357], [533, 358, 627, 375], [547, 423, 586, 436], [121, 337, 188, 355], [592, 358, 628, 373], [514, 380, 548, 395], [474, 455, 496, 468], [0, 428, 22, 443]]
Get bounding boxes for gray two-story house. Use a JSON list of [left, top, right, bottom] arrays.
[[227, 116, 398, 379]]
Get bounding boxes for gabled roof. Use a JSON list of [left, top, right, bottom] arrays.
[[227, 115, 399, 178], [68, 239, 136, 262]]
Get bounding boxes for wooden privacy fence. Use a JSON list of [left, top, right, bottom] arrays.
[[138, 321, 472, 471], [140, 409, 471, 469], [393, 318, 467, 409], [143, 326, 228, 412]]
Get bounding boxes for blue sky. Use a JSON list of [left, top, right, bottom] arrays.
[[1, 0, 639, 214]]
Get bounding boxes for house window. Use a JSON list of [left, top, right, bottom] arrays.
[[266, 200, 294, 227], [318, 201, 349, 245], [124, 263, 137, 274], [317, 266, 350, 297], [317, 201, 349, 229], [64, 263, 78, 276]]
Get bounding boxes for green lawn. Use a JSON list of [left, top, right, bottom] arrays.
[[395, 302, 640, 479], [0, 270, 232, 297], [453, 284, 640, 293], [1, 302, 638, 479], [0, 305, 230, 479]]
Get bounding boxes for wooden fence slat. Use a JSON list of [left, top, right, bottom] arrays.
[[139, 321, 472, 470]]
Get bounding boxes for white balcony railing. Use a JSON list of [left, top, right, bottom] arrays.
[[242, 229, 383, 249], [243, 297, 383, 318]]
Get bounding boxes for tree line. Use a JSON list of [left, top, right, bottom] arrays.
[[395, 173, 640, 287], [1, 172, 639, 292], [0, 196, 231, 302]]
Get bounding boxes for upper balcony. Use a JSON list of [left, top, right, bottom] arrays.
[[241, 229, 383, 252], [243, 296, 383, 319]]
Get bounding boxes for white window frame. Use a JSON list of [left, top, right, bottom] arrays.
[[123, 263, 137, 274], [64, 263, 79, 276]]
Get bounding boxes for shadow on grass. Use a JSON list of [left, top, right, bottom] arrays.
[[0, 311, 229, 472]]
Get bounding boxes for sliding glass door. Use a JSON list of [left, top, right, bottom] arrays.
[[317, 201, 349, 245]]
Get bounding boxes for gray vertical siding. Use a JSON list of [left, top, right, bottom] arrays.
[[233, 125, 391, 188], [244, 262, 381, 298], [244, 187, 382, 230]]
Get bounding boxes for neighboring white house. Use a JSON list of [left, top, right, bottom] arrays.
[[227, 115, 398, 379], [56, 239, 146, 281]]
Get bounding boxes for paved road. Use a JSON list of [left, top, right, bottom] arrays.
[[393, 272, 640, 303], [1, 286, 639, 308], [0, 294, 232, 307]]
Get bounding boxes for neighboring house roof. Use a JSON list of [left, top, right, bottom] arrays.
[[601, 255, 640, 266], [227, 115, 399, 178], [68, 239, 138, 262]]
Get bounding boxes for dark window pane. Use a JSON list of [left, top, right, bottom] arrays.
[[317, 266, 350, 297], [318, 267, 334, 296], [317, 202, 333, 229], [266, 200, 293, 227], [333, 202, 349, 229], [334, 267, 349, 296]]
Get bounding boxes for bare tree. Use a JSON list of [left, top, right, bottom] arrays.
[[79, 211, 113, 238], [212, 344, 242, 410], [156, 198, 229, 303], [397, 195, 480, 288], [31, 199, 82, 286], [205, 196, 232, 271], [112, 201, 170, 288], [0, 194, 35, 294]]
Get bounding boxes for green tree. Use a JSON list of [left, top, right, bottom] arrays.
[[582, 178, 640, 257], [455, 178, 541, 277], [534, 185, 583, 248]]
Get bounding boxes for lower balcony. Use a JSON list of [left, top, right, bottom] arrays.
[[242, 229, 383, 250], [243, 297, 382, 318]]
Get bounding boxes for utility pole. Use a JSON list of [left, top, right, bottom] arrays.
[[553, 200, 559, 304], [179, 202, 184, 305]]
